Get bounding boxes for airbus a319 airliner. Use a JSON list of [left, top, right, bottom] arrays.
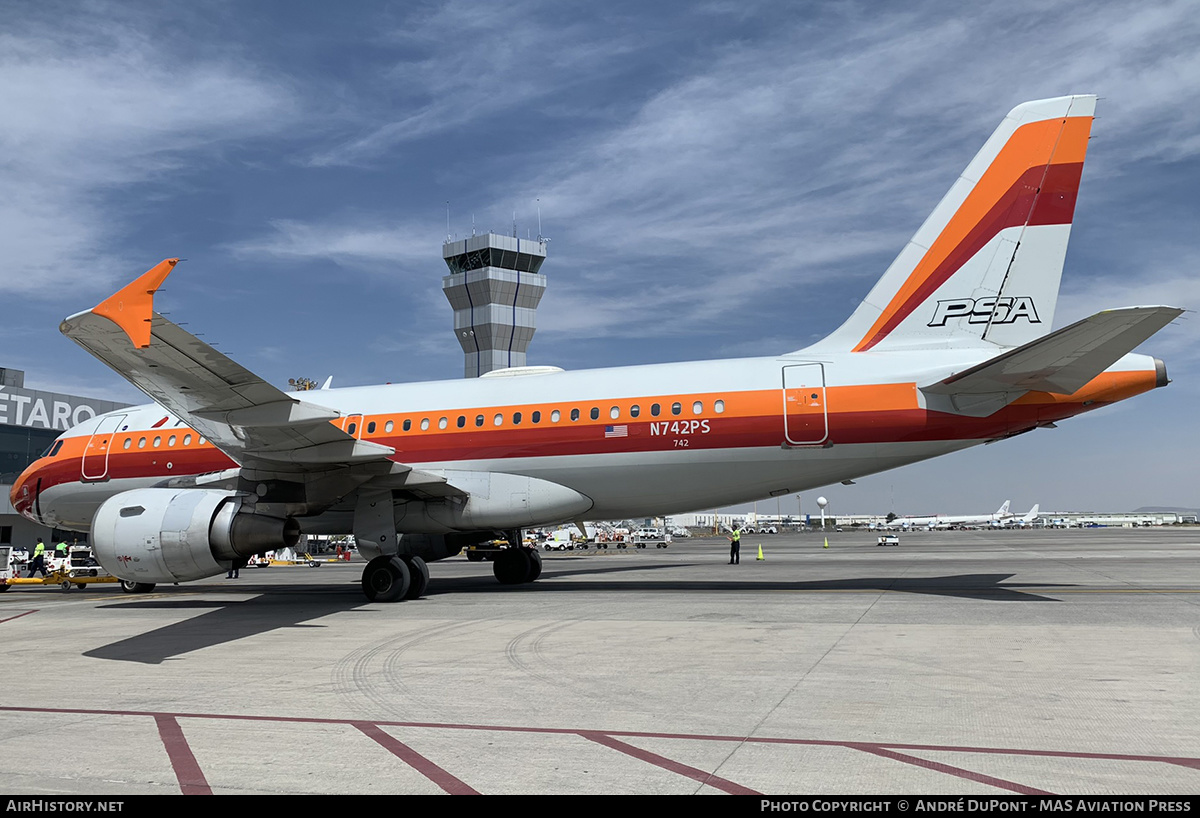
[[7, 95, 1182, 602]]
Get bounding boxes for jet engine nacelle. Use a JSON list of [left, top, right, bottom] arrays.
[[395, 470, 594, 533], [92, 488, 300, 584]]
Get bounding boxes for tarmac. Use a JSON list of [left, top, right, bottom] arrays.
[[1, 527, 1198, 796]]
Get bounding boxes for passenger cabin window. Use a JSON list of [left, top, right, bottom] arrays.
[[590, 407, 600, 420], [671, 402, 682, 415], [630, 405, 640, 418], [385, 420, 394, 433], [475, 415, 484, 427], [438, 418, 448, 430], [692, 401, 703, 415], [422, 418, 431, 431], [551, 410, 560, 422], [494, 413, 503, 426], [609, 406, 620, 419], [714, 400, 725, 414], [367, 421, 376, 434], [532, 411, 541, 424], [184, 434, 193, 445], [122, 438, 131, 450], [347, 422, 357, 435], [651, 404, 661, 417], [570, 409, 580, 421], [168, 435, 177, 446], [457, 416, 466, 428], [153, 436, 162, 448], [513, 412, 522, 425]]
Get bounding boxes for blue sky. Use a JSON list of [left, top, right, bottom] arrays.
[[2, 0, 1197, 514]]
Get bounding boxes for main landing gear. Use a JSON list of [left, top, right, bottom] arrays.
[[493, 545, 542, 585], [361, 554, 430, 603]]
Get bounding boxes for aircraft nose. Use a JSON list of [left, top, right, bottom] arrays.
[[9, 462, 40, 522]]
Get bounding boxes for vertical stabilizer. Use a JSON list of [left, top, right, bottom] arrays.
[[813, 95, 1096, 352]]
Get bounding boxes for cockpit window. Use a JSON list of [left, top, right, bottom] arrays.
[[42, 440, 64, 458]]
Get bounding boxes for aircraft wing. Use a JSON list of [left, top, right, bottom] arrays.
[[59, 259, 397, 472], [922, 306, 1182, 397]]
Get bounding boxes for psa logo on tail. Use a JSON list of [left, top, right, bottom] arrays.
[[928, 296, 1041, 328]]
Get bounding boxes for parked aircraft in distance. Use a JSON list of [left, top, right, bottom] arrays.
[[1005, 504, 1041, 527], [887, 500, 1014, 530], [9, 95, 1182, 602]]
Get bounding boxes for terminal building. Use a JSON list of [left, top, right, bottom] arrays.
[[442, 232, 548, 378], [0, 367, 129, 548]]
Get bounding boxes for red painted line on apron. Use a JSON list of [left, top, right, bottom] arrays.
[[848, 743, 1052, 795], [354, 721, 479, 795], [3, 705, 1197, 789], [154, 714, 212, 795], [0, 609, 38, 624], [581, 731, 760, 795]]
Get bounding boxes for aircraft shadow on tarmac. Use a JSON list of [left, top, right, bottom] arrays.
[[82, 567, 1069, 665]]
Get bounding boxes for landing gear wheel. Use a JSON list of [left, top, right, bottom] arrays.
[[402, 555, 429, 600], [0, 583, 10, 592], [120, 580, 156, 594], [361, 556, 411, 602], [525, 547, 542, 582], [494, 548, 532, 585]]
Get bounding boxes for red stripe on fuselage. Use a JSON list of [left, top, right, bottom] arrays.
[[20, 375, 1149, 513]]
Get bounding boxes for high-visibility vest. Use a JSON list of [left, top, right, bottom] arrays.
[[732, 530, 740, 543], [33, 543, 45, 556]]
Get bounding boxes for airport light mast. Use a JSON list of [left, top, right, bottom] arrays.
[[442, 232, 548, 378]]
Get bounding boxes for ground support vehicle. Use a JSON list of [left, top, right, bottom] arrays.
[[464, 540, 507, 561], [619, 531, 672, 549], [267, 552, 323, 568], [877, 534, 900, 546], [2, 545, 119, 592]]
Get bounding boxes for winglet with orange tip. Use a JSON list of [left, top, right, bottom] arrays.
[[90, 258, 179, 348]]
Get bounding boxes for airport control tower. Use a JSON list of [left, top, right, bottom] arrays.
[[442, 232, 548, 378]]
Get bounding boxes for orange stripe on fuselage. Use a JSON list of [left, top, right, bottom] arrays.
[[17, 369, 1157, 511]]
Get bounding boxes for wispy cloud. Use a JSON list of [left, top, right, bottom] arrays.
[[0, 5, 299, 293]]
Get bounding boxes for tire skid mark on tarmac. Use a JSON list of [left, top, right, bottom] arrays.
[[331, 620, 481, 720], [503, 620, 580, 686]]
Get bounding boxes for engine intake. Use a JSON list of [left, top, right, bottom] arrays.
[[92, 488, 299, 584]]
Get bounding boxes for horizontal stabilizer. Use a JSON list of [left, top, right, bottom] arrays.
[[922, 306, 1182, 397]]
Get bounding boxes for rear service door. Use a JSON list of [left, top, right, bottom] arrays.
[[782, 364, 827, 446]]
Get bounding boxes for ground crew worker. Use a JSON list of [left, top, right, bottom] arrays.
[[27, 538, 47, 578], [55, 539, 68, 558], [728, 527, 741, 565]]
